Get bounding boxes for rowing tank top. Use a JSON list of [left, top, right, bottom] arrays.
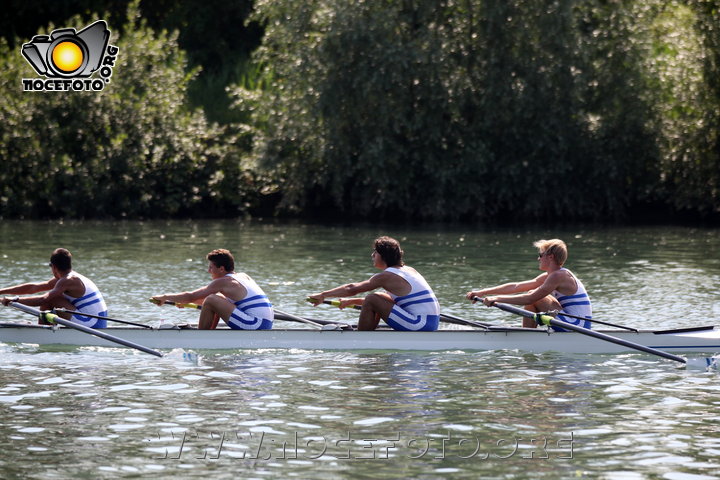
[[227, 273, 274, 327], [384, 267, 440, 316], [552, 268, 592, 329], [63, 272, 108, 328]]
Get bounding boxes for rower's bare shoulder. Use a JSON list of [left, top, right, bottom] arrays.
[[207, 276, 232, 289], [55, 275, 84, 297], [546, 269, 577, 293], [56, 274, 81, 289]]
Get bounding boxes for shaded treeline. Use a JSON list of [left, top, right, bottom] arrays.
[[1, 0, 718, 222]]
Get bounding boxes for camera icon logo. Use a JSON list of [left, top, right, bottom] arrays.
[[22, 20, 110, 78]]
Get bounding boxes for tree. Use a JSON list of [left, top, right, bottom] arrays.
[[240, 0, 670, 221], [0, 4, 259, 218]]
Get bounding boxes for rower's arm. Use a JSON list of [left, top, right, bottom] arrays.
[[153, 290, 207, 305], [319, 280, 374, 298], [468, 277, 544, 299], [484, 273, 559, 306], [0, 279, 56, 296], [153, 284, 217, 306], [7, 278, 67, 307], [309, 275, 386, 305]]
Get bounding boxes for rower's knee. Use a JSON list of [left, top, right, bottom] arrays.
[[202, 294, 224, 311], [363, 292, 382, 305], [529, 296, 561, 314]]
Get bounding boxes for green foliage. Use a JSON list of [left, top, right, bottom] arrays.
[[240, 0, 720, 221], [1, 0, 719, 222], [0, 5, 261, 219], [138, 0, 263, 124], [664, 0, 720, 215], [0, 0, 264, 125]]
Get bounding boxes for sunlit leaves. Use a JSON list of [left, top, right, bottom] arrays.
[[241, 0, 720, 221]]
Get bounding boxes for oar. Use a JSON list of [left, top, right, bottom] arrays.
[[273, 309, 348, 330], [149, 299, 201, 309], [274, 310, 352, 329], [542, 309, 639, 332], [52, 308, 152, 329], [310, 298, 362, 310], [438, 312, 495, 330], [309, 298, 493, 330], [8, 302, 163, 357], [473, 297, 689, 365]]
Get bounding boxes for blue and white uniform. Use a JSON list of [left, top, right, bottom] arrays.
[[64, 273, 108, 329], [552, 268, 592, 331], [384, 267, 440, 332], [226, 273, 273, 330]]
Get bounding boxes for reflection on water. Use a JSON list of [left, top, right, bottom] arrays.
[[0, 221, 719, 478], [1, 348, 719, 479]]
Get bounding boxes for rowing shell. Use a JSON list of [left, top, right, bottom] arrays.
[[1, 322, 719, 354]]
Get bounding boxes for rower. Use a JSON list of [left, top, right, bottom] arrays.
[[308, 236, 440, 331], [151, 249, 274, 331], [466, 238, 593, 330], [0, 248, 109, 328]]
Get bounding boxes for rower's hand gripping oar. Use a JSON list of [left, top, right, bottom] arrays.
[[7, 302, 163, 357], [472, 297, 715, 368], [149, 298, 201, 310], [309, 298, 361, 310]]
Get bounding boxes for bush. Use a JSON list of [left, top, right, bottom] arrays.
[[0, 4, 260, 218], [238, 0, 720, 222]]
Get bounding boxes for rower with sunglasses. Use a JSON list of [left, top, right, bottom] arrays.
[[466, 239, 593, 330]]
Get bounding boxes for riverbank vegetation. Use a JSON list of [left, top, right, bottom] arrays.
[[1, 0, 718, 222]]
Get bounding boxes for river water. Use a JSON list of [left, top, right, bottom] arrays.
[[0, 220, 718, 479]]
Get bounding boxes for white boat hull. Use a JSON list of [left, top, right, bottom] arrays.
[[1, 323, 719, 354]]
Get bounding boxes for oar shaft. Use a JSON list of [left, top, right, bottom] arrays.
[[9, 302, 163, 357], [546, 310, 638, 332], [439, 312, 493, 329], [273, 309, 324, 328], [489, 301, 686, 364], [472, 296, 637, 332], [53, 308, 151, 329]]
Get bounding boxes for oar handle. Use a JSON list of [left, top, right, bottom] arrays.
[[149, 298, 202, 310], [306, 297, 362, 310]]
